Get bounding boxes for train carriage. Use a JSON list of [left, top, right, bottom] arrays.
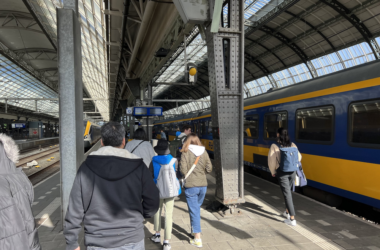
[[153, 60, 380, 209]]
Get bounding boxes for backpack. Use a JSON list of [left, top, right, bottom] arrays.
[[169, 135, 187, 158], [277, 144, 299, 172], [156, 158, 181, 199]]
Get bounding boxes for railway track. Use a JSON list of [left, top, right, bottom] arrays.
[[20, 143, 58, 154], [17, 148, 60, 167], [28, 161, 60, 186]]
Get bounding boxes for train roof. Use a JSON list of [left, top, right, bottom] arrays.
[[154, 59, 380, 124], [243, 59, 380, 108]]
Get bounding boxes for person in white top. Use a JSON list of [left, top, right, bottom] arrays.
[[268, 128, 302, 226], [125, 128, 156, 168]]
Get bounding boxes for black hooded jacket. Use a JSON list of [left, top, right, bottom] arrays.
[[64, 146, 159, 250]]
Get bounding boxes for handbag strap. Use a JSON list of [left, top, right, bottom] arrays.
[[184, 156, 200, 180], [131, 141, 144, 153]]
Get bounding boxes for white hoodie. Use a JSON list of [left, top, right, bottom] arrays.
[[188, 144, 205, 156]]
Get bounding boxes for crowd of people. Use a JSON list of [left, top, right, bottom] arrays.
[[0, 121, 302, 250]]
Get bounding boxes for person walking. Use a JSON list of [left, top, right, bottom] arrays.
[[64, 122, 159, 250], [149, 139, 181, 250], [180, 133, 212, 248], [160, 129, 167, 140], [177, 124, 192, 144], [175, 128, 181, 137], [268, 127, 302, 226], [125, 128, 156, 168], [0, 134, 41, 250]]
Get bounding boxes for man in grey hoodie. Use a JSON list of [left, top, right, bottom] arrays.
[[0, 133, 41, 250], [64, 122, 159, 250]]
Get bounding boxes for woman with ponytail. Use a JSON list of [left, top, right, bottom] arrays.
[[268, 127, 302, 226]]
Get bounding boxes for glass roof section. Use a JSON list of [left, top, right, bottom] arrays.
[[163, 40, 378, 116], [244, 0, 271, 19], [0, 54, 59, 116], [5, 0, 110, 120], [77, 0, 109, 120], [163, 96, 210, 117]]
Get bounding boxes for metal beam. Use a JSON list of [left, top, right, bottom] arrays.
[[259, 25, 309, 64], [245, 0, 299, 36], [245, 37, 286, 67], [245, 52, 271, 75], [320, 0, 378, 59], [246, 0, 377, 60], [0, 41, 58, 91], [284, 10, 335, 51]]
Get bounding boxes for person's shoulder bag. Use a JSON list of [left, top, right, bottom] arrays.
[[180, 155, 200, 188]]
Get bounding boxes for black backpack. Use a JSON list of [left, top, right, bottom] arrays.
[[169, 135, 187, 159]]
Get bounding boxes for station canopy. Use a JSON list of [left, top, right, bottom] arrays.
[[1, 0, 380, 121], [150, 0, 380, 117], [0, 0, 108, 121]]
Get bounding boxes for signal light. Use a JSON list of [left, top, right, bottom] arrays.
[[186, 62, 197, 84], [189, 67, 197, 76]]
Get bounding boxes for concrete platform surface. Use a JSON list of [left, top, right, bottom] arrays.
[[32, 171, 380, 250]]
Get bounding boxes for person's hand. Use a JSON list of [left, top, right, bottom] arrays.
[[272, 174, 275, 177], [74, 247, 80, 250]]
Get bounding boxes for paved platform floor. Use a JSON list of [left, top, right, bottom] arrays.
[[32, 171, 380, 250]]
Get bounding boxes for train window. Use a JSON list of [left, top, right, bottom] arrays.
[[296, 106, 334, 143], [264, 112, 287, 140], [349, 100, 380, 147], [244, 114, 259, 138], [201, 122, 206, 135]]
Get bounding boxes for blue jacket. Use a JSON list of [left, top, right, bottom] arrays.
[[149, 154, 181, 195]]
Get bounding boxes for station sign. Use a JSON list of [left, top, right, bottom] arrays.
[[11, 123, 26, 128], [133, 106, 163, 117], [126, 107, 133, 115]]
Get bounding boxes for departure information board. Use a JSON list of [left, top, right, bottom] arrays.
[[131, 106, 163, 116]]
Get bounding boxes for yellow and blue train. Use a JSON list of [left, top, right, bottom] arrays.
[[153, 60, 380, 209], [84, 120, 101, 150]]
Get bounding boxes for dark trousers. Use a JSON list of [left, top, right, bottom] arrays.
[[277, 170, 296, 216]]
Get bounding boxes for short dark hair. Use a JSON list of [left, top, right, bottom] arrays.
[[181, 124, 191, 132], [101, 122, 125, 147], [133, 128, 147, 140]]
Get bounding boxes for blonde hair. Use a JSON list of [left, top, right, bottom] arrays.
[[181, 133, 203, 152]]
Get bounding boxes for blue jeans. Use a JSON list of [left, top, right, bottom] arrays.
[[185, 186, 207, 233], [87, 239, 144, 250]]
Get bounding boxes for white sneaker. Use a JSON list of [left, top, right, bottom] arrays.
[[163, 243, 171, 250], [283, 211, 290, 220], [284, 219, 296, 226], [151, 234, 161, 243]]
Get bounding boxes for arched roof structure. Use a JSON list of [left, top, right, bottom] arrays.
[[151, 0, 380, 114]]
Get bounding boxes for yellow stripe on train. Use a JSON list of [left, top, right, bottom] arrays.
[[243, 145, 380, 201], [154, 77, 380, 126]]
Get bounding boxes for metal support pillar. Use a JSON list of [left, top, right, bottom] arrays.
[[206, 0, 245, 214], [57, 0, 84, 223], [146, 84, 153, 141]]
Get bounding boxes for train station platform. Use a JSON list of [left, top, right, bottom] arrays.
[[16, 137, 59, 152], [32, 171, 380, 250]]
